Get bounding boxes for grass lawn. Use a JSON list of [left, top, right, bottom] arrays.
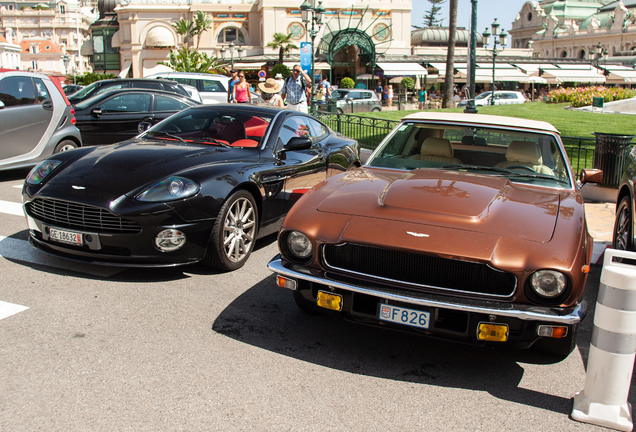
[[362, 102, 636, 138]]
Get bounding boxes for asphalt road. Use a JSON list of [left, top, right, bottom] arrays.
[[0, 168, 631, 431]]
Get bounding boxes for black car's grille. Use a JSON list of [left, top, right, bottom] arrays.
[[322, 243, 517, 298], [26, 198, 141, 234]]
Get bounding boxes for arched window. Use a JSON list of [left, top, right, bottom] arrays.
[[217, 27, 245, 44], [560, 50, 568, 58], [578, 49, 586, 59]]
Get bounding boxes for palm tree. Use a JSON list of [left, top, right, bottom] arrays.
[[266, 33, 298, 64], [172, 18, 195, 48], [193, 11, 212, 50], [442, 0, 458, 108]]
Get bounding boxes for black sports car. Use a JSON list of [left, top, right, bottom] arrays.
[[22, 105, 360, 271], [73, 89, 201, 146]]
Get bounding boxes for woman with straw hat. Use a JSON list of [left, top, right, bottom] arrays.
[[258, 78, 284, 108]]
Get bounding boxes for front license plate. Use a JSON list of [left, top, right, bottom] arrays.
[[378, 304, 430, 329], [49, 228, 83, 245]]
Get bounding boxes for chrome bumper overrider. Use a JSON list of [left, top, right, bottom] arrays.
[[268, 255, 587, 325]]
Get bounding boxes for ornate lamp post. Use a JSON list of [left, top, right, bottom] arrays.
[[62, 54, 70, 80], [300, 0, 325, 113], [463, 0, 478, 114], [590, 42, 608, 71], [220, 41, 243, 69], [481, 19, 508, 106]]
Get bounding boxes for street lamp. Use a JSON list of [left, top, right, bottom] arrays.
[[62, 54, 70, 79], [482, 19, 508, 106], [220, 41, 243, 68], [300, 0, 325, 113], [590, 42, 608, 72]]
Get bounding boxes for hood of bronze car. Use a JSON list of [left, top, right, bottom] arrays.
[[316, 167, 562, 243]]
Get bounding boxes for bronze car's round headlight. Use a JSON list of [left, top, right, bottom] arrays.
[[530, 270, 567, 298], [286, 231, 313, 261]]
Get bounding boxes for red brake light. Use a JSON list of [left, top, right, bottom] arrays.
[[71, 117, 76, 124], [70, 108, 75, 114]]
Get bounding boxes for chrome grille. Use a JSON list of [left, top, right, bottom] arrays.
[[26, 198, 141, 234], [323, 243, 516, 298]]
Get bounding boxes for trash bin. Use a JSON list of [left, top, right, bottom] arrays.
[[326, 99, 338, 114], [592, 133, 635, 188]]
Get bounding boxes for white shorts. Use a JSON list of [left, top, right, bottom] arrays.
[[287, 100, 308, 114]]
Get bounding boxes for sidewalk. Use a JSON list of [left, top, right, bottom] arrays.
[[585, 202, 615, 264]]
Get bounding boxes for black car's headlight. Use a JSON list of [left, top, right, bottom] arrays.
[[283, 231, 313, 263], [136, 176, 199, 202], [530, 270, 567, 298], [26, 160, 61, 185]]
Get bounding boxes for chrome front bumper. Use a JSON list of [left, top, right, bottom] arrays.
[[268, 255, 587, 325]]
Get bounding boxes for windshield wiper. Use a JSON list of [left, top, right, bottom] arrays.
[[440, 164, 568, 184], [505, 172, 569, 184], [147, 131, 186, 143], [190, 137, 231, 148]]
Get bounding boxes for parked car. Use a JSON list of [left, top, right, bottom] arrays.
[[457, 91, 526, 107], [66, 78, 201, 104], [62, 84, 84, 95], [269, 112, 595, 357], [73, 88, 201, 145], [613, 144, 636, 252], [330, 89, 382, 113], [22, 105, 360, 270], [0, 69, 81, 171], [145, 71, 262, 104]]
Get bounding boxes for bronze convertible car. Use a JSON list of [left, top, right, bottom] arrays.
[[269, 112, 594, 356]]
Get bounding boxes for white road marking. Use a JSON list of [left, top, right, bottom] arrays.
[[0, 199, 24, 216], [0, 235, 123, 278], [0, 300, 29, 320]]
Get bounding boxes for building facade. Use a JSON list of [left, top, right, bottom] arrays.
[[0, 0, 97, 73]]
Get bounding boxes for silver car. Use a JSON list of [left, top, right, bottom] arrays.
[[0, 69, 82, 170], [330, 89, 382, 114], [458, 91, 527, 107]]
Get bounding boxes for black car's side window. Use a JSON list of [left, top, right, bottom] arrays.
[[101, 94, 152, 113], [135, 81, 163, 91], [307, 118, 327, 141], [0, 76, 36, 107], [95, 82, 127, 96], [154, 95, 189, 112]]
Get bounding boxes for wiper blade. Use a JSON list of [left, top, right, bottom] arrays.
[[190, 137, 231, 148], [439, 164, 513, 174], [505, 172, 569, 184], [147, 131, 186, 143]]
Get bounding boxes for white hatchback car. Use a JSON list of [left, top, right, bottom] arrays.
[[458, 91, 526, 107], [145, 72, 229, 104]]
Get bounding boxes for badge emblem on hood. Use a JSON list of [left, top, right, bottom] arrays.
[[72, 185, 85, 190], [407, 232, 429, 238]]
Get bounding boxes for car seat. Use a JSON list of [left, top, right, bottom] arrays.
[[410, 137, 462, 164], [494, 141, 554, 175], [211, 116, 247, 144]]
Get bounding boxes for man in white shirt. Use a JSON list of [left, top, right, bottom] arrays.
[[281, 65, 311, 113]]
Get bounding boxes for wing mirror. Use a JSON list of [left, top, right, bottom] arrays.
[[138, 122, 152, 133], [580, 169, 603, 185], [282, 136, 312, 152]]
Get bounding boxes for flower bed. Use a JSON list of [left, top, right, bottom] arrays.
[[547, 86, 636, 108]]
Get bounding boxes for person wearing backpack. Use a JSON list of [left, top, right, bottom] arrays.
[[281, 65, 311, 113]]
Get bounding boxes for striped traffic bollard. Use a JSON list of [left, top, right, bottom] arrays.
[[572, 248, 636, 431]]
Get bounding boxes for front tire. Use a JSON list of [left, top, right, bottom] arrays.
[[613, 196, 633, 252], [202, 190, 258, 271], [54, 139, 78, 153]]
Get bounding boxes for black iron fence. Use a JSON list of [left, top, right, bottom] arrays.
[[311, 110, 633, 175]]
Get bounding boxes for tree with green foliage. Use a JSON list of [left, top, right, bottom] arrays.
[[73, 72, 115, 86], [159, 46, 225, 73], [193, 11, 212, 50], [340, 77, 355, 89], [423, 0, 446, 27], [271, 63, 291, 79], [266, 33, 299, 64]]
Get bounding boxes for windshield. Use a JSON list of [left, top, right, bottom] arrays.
[[142, 107, 274, 147], [330, 90, 349, 100], [69, 81, 99, 100], [366, 122, 572, 187], [475, 91, 491, 100]]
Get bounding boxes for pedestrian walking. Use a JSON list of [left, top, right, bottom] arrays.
[[227, 69, 239, 102], [258, 78, 284, 107], [418, 88, 427, 110], [232, 71, 252, 104], [281, 64, 311, 113]]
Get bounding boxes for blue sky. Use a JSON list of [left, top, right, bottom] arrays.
[[411, 0, 529, 35]]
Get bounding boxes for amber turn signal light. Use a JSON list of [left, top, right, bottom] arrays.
[[477, 322, 509, 342], [317, 291, 342, 311]]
